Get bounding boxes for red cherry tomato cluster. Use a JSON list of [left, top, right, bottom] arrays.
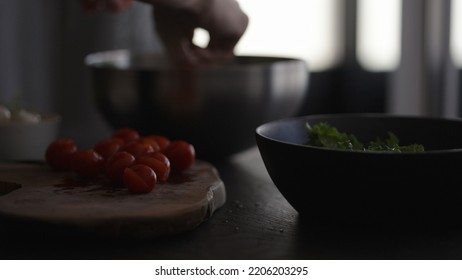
[[45, 128, 195, 194]]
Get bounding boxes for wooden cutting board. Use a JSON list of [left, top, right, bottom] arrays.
[[0, 160, 225, 238]]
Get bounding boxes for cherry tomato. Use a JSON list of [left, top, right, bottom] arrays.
[[123, 164, 157, 194], [150, 151, 170, 167], [45, 138, 78, 171], [145, 135, 171, 151], [120, 141, 155, 158], [137, 137, 160, 152], [112, 127, 140, 143], [105, 151, 136, 183], [93, 138, 124, 161], [136, 152, 171, 183], [163, 140, 195, 172], [71, 149, 104, 178]]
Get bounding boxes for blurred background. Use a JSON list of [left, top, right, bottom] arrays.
[[0, 0, 460, 148]]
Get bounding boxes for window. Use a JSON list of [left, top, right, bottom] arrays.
[[195, 0, 343, 72], [195, 1, 461, 115], [357, 0, 401, 71], [451, 0, 462, 67], [195, 0, 402, 72]]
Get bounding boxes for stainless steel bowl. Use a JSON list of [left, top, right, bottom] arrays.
[[85, 50, 309, 160]]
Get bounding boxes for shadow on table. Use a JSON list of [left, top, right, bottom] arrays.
[[289, 214, 462, 259]]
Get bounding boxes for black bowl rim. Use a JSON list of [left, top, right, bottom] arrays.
[[256, 113, 462, 155]]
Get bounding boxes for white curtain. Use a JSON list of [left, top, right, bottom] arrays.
[[0, 0, 163, 147]]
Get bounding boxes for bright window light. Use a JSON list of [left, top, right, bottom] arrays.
[[357, 0, 402, 71], [451, 0, 462, 67], [212, 0, 343, 72], [193, 28, 209, 49]]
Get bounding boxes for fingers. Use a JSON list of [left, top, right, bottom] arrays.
[[154, 0, 248, 67], [169, 40, 203, 68], [161, 36, 235, 67], [192, 45, 234, 65], [153, 7, 200, 68], [193, 0, 249, 65]]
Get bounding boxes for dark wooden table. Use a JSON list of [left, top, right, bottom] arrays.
[[2, 147, 462, 260]]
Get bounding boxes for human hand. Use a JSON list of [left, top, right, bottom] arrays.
[[81, 0, 249, 66], [150, 0, 249, 67]]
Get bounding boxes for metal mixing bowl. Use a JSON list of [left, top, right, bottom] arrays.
[[85, 50, 309, 160]]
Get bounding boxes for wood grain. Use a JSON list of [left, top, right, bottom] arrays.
[[0, 160, 225, 238], [2, 148, 461, 260]]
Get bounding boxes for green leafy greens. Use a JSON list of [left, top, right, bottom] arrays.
[[306, 122, 425, 152]]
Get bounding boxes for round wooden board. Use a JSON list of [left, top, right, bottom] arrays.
[[0, 160, 225, 238]]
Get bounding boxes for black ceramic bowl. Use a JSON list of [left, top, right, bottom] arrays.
[[256, 114, 462, 225], [85, 50, 309, 161]]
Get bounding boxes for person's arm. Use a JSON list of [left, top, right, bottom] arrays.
[[150, 0, 248, 66], [82, 0, 248, 66]]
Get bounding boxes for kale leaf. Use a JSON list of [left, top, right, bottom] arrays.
[[306, 122, 425, 152]]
